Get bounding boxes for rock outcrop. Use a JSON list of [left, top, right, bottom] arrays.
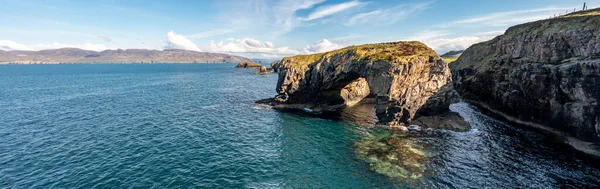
[[451, 9, 600, 144], [234, 61, 262, 68], [254, 66, 274, 74], [260, 41, 461, 126]]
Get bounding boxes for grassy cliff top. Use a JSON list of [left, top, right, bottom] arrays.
[[505, 8, 600, 36], [561, 7, 600, 18], [281, 41, 439, 68], [451, 7, 600, 71]]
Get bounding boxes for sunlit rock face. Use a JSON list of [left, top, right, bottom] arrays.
[[340, 78, 370, 106], [265, 41, 460, 126]]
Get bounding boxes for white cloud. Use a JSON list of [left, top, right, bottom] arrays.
[[423, 36, 491, 54], [203, 38, 344, 58], [205, 38, 300, 57], [186, 29, 234, 39], [264, 41, 274, 48], [303, 39, 343, 53], [34, 42, 109, 51], [164, 31, 201, 51], [347, 2, 430, 25], [303, 0, 365, 21], [0, 40, 109, 51], [403, 30, 501, 54], [0, 40, 33, 51]]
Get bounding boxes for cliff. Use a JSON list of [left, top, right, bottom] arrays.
[[452, 8, 600, 147], [261, 41, 461, 126], [0, 48, 250, 64]]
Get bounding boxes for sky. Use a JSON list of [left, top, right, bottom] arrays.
[[0, 0, 597, 58]]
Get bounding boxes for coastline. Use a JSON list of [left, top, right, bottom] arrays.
[[466, 100, 600, 157]]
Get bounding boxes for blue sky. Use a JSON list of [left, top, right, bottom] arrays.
[[0, 0, 597, 58]]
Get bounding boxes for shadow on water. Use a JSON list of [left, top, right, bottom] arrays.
[[269, 99, 600, 188]]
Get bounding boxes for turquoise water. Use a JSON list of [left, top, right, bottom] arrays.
[[0, 64, 599, 188]]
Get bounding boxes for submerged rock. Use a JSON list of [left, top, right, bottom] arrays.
[[259, 41, 463, 127], [355, 129, 427, 179], [409, 112, 471, 132], [451, 8, 600, 145]]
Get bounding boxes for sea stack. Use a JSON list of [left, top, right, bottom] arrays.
[[258, 41, 462, 127], [234, 61, 263, 68], [451, 9, 600, 145]]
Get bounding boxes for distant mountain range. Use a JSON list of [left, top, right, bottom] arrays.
[[0, 48, 251, 64], [440, 50, 464, 58]]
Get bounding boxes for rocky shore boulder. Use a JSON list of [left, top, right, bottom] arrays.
[[254, 66, 274, 74], [259, 41, 461, 126], [451, 8, 600, 143]]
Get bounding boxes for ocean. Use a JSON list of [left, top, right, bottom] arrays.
[[1, 64, 599, 188]]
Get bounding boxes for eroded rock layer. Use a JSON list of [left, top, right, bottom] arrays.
[[451, 9, 600, 142], [267, 41, 459, 125]]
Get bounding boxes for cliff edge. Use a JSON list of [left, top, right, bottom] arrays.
[[451, 8, 600, 153]]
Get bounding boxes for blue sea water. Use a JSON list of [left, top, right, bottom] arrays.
[[0, 64, 599, 188]]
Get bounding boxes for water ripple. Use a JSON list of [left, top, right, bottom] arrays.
[[0, 64, 598, 188]]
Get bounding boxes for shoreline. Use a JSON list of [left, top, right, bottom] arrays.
[[0, 62, 242, 65], [465, 100, 600, 157]]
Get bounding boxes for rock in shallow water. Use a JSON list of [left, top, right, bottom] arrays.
[[355, 129, 427, 179]]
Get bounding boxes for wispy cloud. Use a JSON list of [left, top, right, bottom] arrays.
[[221, 0, 325, 34], [331, 34, 362, 44], [97, 35, 112, 42], [347, 2, 430, 26], [302, 0, 366, 21], [441, 6, 572, 27], [475, 30, 505, 36], [403, 30, 451, 41], [186, 29, 235, 39]]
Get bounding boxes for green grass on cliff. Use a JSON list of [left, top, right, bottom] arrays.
[[281, 41, 439, 68], [504, 8, 600, 37], [441, 57, 458, 64], [451, 7, 600, 71], [561, 8, 600, 18]]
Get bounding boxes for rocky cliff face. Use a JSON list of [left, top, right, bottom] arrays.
[[452, 9, 600, 143], [265, 41, 460, 125]]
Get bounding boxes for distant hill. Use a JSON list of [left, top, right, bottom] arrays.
[[0, 48, 251, 64], [251, 58, 282, 64], [440, 50, 464, 64], [440, 50, 464, 58]]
